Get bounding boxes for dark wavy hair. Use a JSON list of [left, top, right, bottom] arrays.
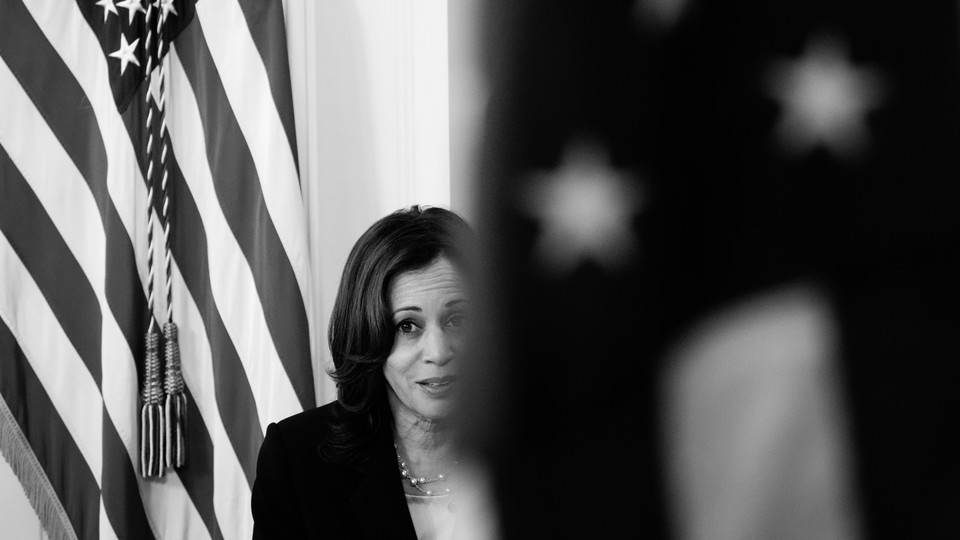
[[321, 205, 472, 465]]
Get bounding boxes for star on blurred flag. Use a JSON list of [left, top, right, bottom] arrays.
[[518, 141, 645, 274], [764, 34, 886, 161]]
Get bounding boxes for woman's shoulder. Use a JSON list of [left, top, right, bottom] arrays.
[[274, 400, 339, 430], [264, 400, 340, 452], [253, 402, 351, 536]]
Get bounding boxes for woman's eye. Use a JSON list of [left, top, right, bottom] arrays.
[[397, 321, 418, 335], [447, 314, 466, 328]]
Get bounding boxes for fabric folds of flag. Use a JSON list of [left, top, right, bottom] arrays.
[[0, 1, 315, 539], [467, 1, 960, 539]]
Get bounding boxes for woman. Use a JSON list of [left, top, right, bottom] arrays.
[[252, 205, 473, 539]]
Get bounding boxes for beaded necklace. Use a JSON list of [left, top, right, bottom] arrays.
[[395, 444, 456, 496]]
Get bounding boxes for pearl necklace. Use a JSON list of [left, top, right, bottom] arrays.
[[395, 445, 455, 496]]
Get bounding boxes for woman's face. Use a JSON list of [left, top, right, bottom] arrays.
[[384, 256, 467, 425]]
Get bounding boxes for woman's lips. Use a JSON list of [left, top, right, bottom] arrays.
[[417, 376, 456, 397]]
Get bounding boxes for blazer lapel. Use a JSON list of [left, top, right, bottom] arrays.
[[349, 428, 418, 540]]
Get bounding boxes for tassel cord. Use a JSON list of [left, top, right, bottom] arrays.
[[157, 5, 187, 471]]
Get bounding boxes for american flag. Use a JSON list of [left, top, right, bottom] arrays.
[[0, 1, 314, 539], [465, 1, 960, 538]]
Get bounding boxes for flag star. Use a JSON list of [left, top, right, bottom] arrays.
[[154, 0, 178, 19], [518, 141, 645, 274], [116, 0, 146, 25], [110, 33, 141, 75], [764, 34, 886, 161], [96, 0, 118, 23]]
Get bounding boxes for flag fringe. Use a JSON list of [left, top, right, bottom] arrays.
[[0, 397, 78, 540]]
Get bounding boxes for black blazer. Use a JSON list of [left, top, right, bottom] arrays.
[[251, 402, 418, 539]]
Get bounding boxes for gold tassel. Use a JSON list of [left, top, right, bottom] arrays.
[[163, 321, 186, 469], [140, 328, 165, 477]]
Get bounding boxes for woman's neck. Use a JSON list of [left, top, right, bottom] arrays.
[[390, 402, 457, 481]]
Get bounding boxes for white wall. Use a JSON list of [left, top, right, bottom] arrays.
[[285, 0, 456, 406], [0, 457, 47, 540]]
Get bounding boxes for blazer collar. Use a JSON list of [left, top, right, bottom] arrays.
[[348, 422, 418, 540]]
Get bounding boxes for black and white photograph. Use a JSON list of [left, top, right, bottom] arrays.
[[0, 1, 957, 539]]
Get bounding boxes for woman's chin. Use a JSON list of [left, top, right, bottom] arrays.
[[413, 403, 453, 424]]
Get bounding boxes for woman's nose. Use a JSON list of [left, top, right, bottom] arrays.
[[422, 326, 454, 365]]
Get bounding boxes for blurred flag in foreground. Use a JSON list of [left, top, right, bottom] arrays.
[[0, 1, 314, 538], [462, 1, 960, 539]]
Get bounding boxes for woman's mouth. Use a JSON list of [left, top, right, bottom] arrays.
[[417, 376, 456, 397]]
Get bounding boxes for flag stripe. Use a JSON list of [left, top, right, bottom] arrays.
[[7, 0, 145, 367], [166, 258, 253, 540], [101, 410, 156, 540], [164, 54, 303, 432], [165, 164, 264, 486], [175, 392, 224, 540], [0, 227, 105, 529], [0, 317, 99, 540], [0, 140, 154, 540], [174, 17, 316, 411], [0, 109, 103, 390], [195, 0, 310, 318], [0, 0, 108, 198], [237, 0, 300, 176], [0, 41, 158, 539], [20, 0, 149, 365], [0, 36, 132, 397]]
